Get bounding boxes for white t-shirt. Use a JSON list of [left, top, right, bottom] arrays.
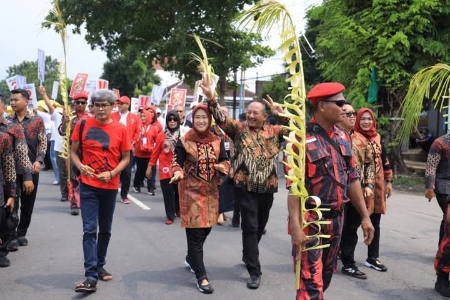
[[51, 111, 63, 152]]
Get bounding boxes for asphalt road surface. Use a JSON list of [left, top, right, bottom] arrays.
[[0, 170, 447, 300]]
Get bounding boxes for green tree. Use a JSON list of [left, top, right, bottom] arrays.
[[44, 0, 274, 104], [101, 47, 161, 97], [0, 56, 62, 103], [304, 0, 450, 172]]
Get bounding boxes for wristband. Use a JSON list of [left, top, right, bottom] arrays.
[[109, 171, 113, 179], [386, 180, 393, 183]]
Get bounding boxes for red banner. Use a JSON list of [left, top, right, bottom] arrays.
[[69, 73, 89, 97], [168, 88, 187, 111]]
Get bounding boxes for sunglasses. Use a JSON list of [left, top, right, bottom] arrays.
[[75, 101, 87, 105], [321, 99, 347, 107], [345, 111, 356, 117], [168, 117, 177, 122]]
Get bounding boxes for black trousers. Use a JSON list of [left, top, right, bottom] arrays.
[[186, 227, 212, 280], [120, 151, 133, 199], [0, 206, 9, 258], [13, 173, 39, 238], [436, 193, 448, 245], [234, 187, 273, 277], [160, 179, 176, 220], [133, 156, 150, 190], [340, 202, 382, 267], [56, 152, 68, 199]]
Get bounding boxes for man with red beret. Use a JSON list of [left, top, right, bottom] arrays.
[[287, 82, 374, 300], [59, 91, 92, 215], [111, 96, 141, 203]]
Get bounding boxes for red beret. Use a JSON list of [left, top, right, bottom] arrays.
[[307, 82, 345, 104], [119, 96, 130, 104], [72, 91, 89, 100]]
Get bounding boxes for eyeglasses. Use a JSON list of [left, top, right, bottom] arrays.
[[321, 99, 347, 107], [93, 103, 112, 109], [167, 117, 177, 122], [75, 101, 87, 105], [345, 111, 356, 117]]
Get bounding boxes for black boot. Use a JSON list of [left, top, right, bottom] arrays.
[[435, 273, 450, 297]]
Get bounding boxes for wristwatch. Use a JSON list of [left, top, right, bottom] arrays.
[[365, 183, 374, 189]]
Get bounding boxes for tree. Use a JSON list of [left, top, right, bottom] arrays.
[[0, 56, 62, 103], [304, 0, 450, 173], [44, 0, 275, 104], [101, 47, 161, 97]]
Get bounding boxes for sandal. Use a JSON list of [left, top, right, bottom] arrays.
[[98, 266, 113, 281], [75, 279, 97, 293]]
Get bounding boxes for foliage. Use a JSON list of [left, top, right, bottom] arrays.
[[0, 56, 62, 103], [101, 46, 161, 97], [260, 73, 290, 104], [304, 0, 450, 172], [43, 0, 275, 103]]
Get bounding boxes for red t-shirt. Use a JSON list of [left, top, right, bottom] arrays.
[[71, 118, 131, 190], [149, 131, 175, 180]]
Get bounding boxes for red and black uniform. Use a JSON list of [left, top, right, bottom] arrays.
[[288, 120, 359, 300]]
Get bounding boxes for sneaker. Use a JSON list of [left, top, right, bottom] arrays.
[[6, 239, 18, 252], [342, 266, 368, 279], [60, 197, 68, 202], [365, 257, 388, 272], [71, 207, 79, 216], [17, 236, 28, 246], [133, 187, 140, 193], [53, 180, 59, 185], [246, 274, 261, 289], [121, 198, 131, 204], [0, 256, 10, 268], [147, 190, 156, 196], [184, 256, 195, 273]]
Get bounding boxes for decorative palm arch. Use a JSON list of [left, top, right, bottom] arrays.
[[399, 63, 450, 144]]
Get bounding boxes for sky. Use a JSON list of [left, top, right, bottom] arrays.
[[0, 0, 321, 92]]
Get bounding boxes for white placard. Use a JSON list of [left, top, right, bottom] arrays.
[[51, 81, 59, 99], [23, 83, 38, 109]]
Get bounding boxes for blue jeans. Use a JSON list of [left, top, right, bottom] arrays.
[[50, 140, 59, 182], [80, 182, 117, 281]]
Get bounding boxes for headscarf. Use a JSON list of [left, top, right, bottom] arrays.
[[146, 105, 157, 124], [354, 108, 378, 139], [164, 110, 180, 151], [184, 104, 216, 143], [140, 110, 152, 127]]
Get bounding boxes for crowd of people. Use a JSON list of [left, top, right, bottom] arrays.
[[0, 76, 449, 299]]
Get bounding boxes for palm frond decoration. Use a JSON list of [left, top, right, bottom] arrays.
[[399, 63, 450, 143], [43, 0, 72, 175], [189, 34, 220, 99], [238, 0, 330, 290]]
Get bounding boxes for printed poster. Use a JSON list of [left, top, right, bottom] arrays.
[[168, 88, 187, 111], [69, 73, 89, 97]]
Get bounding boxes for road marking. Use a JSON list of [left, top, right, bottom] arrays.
[[118, 189, 151, 211]]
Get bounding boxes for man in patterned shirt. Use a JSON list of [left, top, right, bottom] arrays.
[[8, 89, 47, 248], [0, 130, 17, 267], [0, 96, 34, 252], [424, 132, 450, 297], [200, 73, 289, 290], [287, 83, 374, 300]]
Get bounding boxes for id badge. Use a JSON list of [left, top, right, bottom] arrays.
[[142, 137, 148, 145], [224, 141, 230, 151]]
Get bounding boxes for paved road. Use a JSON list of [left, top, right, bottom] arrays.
[[0, 170, 447, 300]]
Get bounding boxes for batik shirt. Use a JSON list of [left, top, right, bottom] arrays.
[[0, 131, 16, 206], [7, 112, 47, 166], [0, 117, 33, 179], [425, 133, 450, 194], [207, 99, 289, 194]]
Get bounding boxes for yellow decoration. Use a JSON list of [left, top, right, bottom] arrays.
[[238, 0, 330, 289]]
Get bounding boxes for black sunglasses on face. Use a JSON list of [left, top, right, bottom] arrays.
[[321, 99, 347, 107], [168, 117, 177, 122], [75, 101, 87, 105], [345, 111, 356, 117]]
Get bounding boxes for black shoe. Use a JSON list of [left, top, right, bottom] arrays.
[[60, 197, 68, 202], [17, 236, 28, 246], [184, 256, 195, 273], [365, 257, 388, 272], [6, 239, 18, 252], [71, 207, 79, 216], [436, 274, 450, 297], [231, 222, 240, 228], [0, 256, 10, 267], [197, 278, 214, 294], [246, 274, 261, 289], [342, 266, 367, 279], [262, 228, 267, 235]]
